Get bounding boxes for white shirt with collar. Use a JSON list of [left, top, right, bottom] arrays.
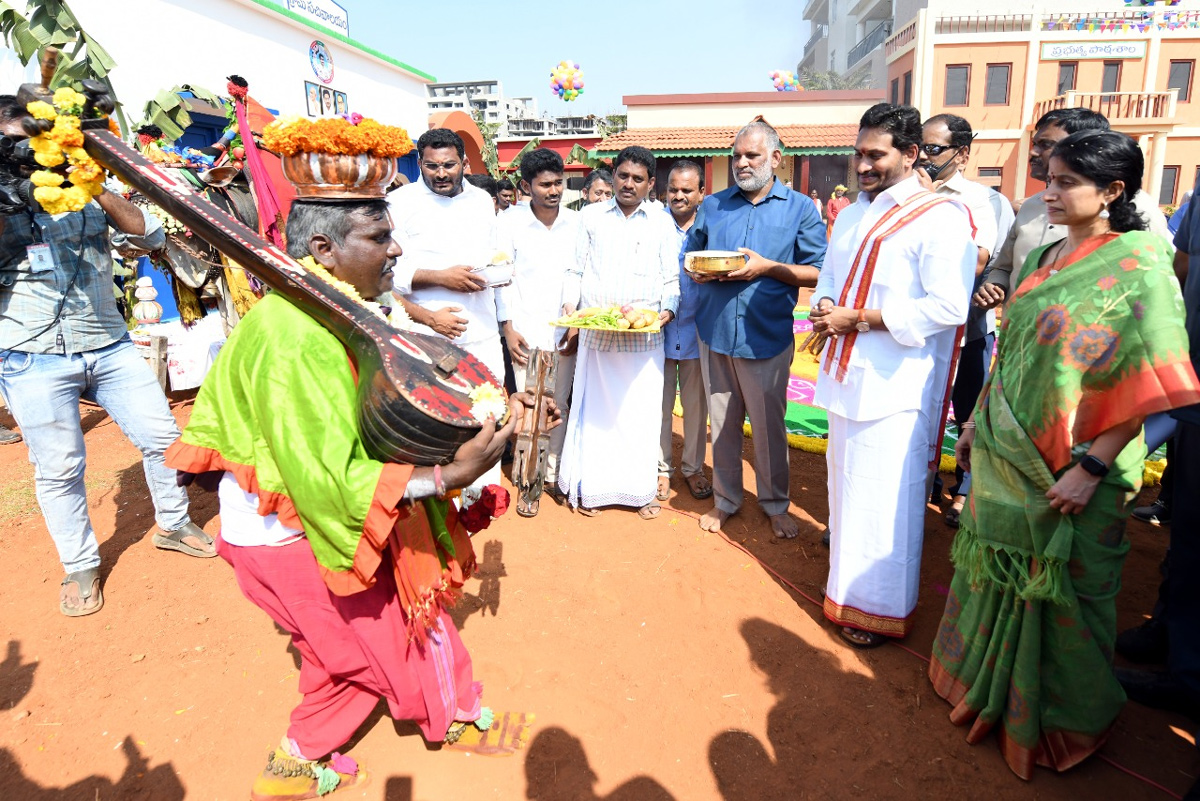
[[813, 174, 976, 423], [563, 198, 681, 354], [495, 204, 580, 351], [936, 170, 998, 255], [387, 179, 501, 360]]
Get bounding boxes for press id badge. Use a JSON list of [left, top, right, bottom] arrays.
[[26, 244, 56, 273]]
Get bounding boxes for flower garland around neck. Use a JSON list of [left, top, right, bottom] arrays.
[[295, 256, 413, 330], [25, 88, 114, 215]]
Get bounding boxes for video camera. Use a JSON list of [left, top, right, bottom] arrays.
[[0, 134, 38, 214]]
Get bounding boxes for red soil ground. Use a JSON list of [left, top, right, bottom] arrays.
[[0, 401, 1195, 800]]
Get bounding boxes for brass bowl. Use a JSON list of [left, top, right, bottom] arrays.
[[685, 250, 746, 274], [281, 152, 397, 199]]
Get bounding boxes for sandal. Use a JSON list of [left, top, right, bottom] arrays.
[[153, 521, 218, 558], [656, 475, 671, 502], [516, 496, 539, 518], [685, 473, 714, 500], [944, 498, 964, 529], [638, 502, 661, 520], [250, 738, 364, 800], [444, 709, 535, 756], [60, 568, 103, 617], [577, 506, 602, 517], [840, 627, 889, 650]]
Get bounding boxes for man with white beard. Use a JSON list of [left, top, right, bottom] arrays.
[[683, 120, 826, 539]]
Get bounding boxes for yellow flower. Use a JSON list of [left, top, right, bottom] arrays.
[[52, 87, 86, 110], [26, 101, 56, 120], [62, 185, 92, 210], [34, 148, 65, 168], [32, 185, 68, 213], [30, 171, 65, 187], [70, 159, 104, 184], [72, 179, 104, 197], [65, 146, 89, 163]]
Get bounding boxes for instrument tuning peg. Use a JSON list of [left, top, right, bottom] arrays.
[[20, 117, 53, 137]]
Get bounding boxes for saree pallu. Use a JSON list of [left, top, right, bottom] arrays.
[[929, 231, 1200, 779]]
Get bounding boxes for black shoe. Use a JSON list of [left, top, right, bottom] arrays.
[[1132, 499, 1171, 526], [0, 424, 19, 445], [1116, 618, 1169, 664], [821, 530, 830, 547], [1115, 667, 1200, 720]]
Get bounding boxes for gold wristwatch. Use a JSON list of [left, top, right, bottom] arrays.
[[856, 309, 869, 333]]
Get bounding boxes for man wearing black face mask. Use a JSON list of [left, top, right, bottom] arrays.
[[917, 114, 1013, 526]]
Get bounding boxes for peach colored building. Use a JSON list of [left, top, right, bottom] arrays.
[[886, 6, 1200, 204]]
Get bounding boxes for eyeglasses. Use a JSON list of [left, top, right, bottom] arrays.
[[920, 143, 958, 156], [421, 161, 461, 172]]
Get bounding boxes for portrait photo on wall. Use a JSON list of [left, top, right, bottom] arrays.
[[334, 91, 348, 115], [320, 86, 334, 116], [304, 81, 321, 117]]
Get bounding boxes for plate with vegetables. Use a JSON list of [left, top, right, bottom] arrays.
[[552, 305, 661, 333]]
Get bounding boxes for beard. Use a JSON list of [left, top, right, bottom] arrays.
[[734, 161, 774, 193]]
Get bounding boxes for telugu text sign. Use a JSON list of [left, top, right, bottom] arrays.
[[284, 0, 349, 37], [1041, 41, 1146, 60]]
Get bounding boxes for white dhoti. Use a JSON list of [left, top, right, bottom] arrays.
[[823, 408, 932, 637], [557, 345, 664, 509], [458, 333, 505, 492]]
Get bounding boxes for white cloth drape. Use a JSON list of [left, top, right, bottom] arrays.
[[557, 345, 663, 509]]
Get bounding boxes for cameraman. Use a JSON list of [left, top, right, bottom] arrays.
[[0, 95, 214, 618]]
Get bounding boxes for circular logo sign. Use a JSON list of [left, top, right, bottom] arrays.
[[310, 40, 334, 84]]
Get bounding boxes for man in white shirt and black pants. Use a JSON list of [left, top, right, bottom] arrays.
[[495, 148, 579, 516], [388, 128, 504, 490], [917, 113, 1014, 527]]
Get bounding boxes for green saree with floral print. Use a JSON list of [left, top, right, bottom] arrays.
[[929, 230, 1200, 780]]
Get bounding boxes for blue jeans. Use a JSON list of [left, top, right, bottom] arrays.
[[0, 336, 190, 573]]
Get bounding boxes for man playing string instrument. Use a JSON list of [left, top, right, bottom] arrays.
[[166, 197, 547, 799]]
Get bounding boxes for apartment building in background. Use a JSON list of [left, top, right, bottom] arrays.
[[426, 79, 600, 138], [882, 4, 1200, 202]]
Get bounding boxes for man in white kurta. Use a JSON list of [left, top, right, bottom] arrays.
[[495, 148, 579, 507], [811, 103, 976, 647], [558, 147, 680, 517], [388, 132, 503, 382], [388, 129, 503, 489]]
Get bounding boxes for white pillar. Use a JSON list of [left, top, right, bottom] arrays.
[[1147, 132, 1168, 205]]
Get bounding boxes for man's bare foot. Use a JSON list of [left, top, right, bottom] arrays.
[[656, 475, 671, 502], [770, 513, 799, 539], [699, 507, 732, 532]]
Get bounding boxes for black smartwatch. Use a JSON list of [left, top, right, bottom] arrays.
[[1079, 454, 1109, 478]]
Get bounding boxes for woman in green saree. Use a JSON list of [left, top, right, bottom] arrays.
[[930, 130, 1200, 779]]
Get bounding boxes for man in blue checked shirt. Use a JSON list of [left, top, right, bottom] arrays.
[[0, 96, 214, 619], [684, 120, 826, 540], [658, 160, 712, 503], [558, 146, 680, 519]]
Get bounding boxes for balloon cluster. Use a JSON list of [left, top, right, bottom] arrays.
[[770, 70, 803, 92], [550, 60, 585, 102]]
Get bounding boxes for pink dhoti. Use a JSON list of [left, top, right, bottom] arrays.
[[217, 534, 483, 758]]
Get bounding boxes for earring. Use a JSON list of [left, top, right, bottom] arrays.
[[1099, 203, 1110, 220]]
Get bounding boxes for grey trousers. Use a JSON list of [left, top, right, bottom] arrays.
[[699, 340, 792, 517], [659, 357, 709, 478], [513, 351, 575, 483]]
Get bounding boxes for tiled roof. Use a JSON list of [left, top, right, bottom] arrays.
[[594, 124, 858, 155]]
